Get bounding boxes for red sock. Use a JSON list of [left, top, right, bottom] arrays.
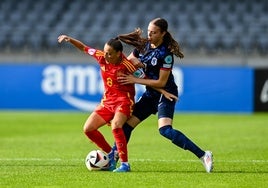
[[85, 130, 111, 154], [112, 128, 128, 162]]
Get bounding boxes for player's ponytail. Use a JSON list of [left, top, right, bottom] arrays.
[[117, 18, 184, 58], [117, 28, 147, 52], [164, 32, 184, 59]]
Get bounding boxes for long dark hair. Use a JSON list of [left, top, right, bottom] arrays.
[[117, 18, 184, 58], [117, 28, 147, 52]]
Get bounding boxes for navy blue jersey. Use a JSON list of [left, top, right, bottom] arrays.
[[132, 42, 179, 120], [134, 42, 178, 96]]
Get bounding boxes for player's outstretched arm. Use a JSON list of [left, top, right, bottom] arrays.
[[58, 35, 87, 51]]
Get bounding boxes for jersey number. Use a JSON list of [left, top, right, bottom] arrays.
[[107, 77, 113, 87]]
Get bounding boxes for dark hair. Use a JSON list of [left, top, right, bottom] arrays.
[[117, 18, 184, 59], [152, 18, 168, 32], [152, 18, 184, 58], [107, 38, 123, 52], [117, 28, 147, 52]]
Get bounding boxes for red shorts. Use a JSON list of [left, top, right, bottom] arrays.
[[95, 94, 134, 123]]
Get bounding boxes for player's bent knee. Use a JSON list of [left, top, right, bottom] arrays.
[[83, 124, 95, 133], [159, 125, 173, 140]]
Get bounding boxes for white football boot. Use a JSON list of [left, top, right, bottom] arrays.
[[200, 151, 213, 173]]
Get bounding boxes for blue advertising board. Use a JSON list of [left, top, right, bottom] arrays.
[[177, 66, 253, 112], [0, 64, 253, 112]]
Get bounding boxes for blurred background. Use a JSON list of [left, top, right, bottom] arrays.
[[0, 0, 267, 112], [0, 0, 267, 65]]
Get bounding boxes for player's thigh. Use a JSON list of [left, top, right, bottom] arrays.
[[83, 112, 106, 132]]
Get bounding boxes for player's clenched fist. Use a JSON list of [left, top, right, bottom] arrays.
[[57, 35, 70, 43]]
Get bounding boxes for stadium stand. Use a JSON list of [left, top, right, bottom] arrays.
[[0, 0, 267, 56]]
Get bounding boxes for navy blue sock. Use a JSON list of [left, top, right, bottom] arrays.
[[159, 125, 205, 158], [122, 122, 134, 143]]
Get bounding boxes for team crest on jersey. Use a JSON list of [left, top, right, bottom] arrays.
[[88, 48, 96, 55], [151, 57, 157, 66], [164, 55, 173, 64]]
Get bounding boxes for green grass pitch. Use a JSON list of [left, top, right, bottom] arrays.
[[1, 111, 267, 187]]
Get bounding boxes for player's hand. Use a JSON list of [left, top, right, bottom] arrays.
[[57, 35, 70, 43], [162, 90, 178, 102], [118, 73, 136, 85]]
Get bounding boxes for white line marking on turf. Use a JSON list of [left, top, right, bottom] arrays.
[[0, 158, 62, 161], [0, 158, 268, 163], [132, 159, 268, 163]]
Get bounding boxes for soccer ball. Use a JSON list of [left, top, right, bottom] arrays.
[[85, 150, 109, 171]]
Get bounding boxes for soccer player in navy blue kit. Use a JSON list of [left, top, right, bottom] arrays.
[[115, 18, 213, 172]]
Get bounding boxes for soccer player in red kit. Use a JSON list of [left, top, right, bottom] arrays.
[[58, 35, 137, 172]]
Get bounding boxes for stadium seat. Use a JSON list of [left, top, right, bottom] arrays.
[[0, 0, 267, 55]]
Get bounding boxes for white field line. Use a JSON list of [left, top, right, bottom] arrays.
[[0, 158, 267, 163]]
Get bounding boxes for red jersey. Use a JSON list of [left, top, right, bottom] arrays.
[[84, 46, 136, 120]]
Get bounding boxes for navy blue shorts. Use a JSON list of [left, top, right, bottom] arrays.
[[133, 91, 176, 121]]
